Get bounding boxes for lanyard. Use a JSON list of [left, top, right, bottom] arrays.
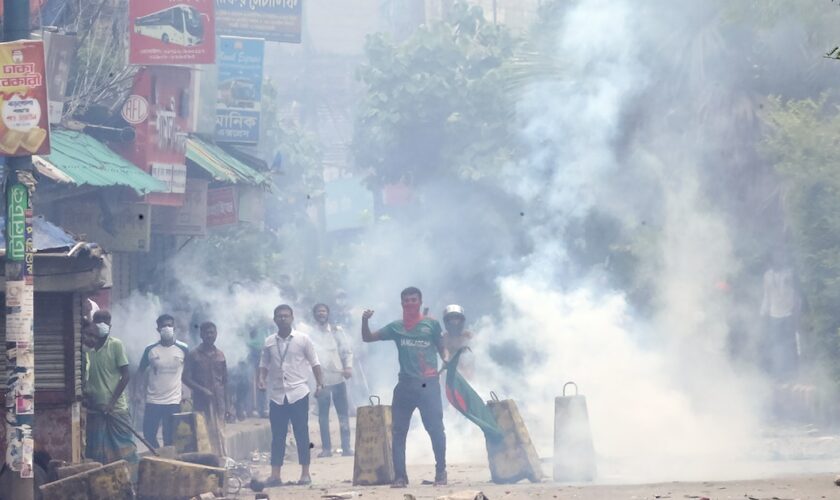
[[275, 335, 292, 369]]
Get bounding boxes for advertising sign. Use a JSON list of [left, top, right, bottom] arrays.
[[59, 201, 151, 252], [129, 0, 215, 65], [150, 162, 187, 194], [6, 184, 27, 261], [153, 179, 208, 235], [216, 0, 302, 43], [207, 186, 237, 227], [0, 40, 49, 156], [215, 36, 263, 143], [121, 94, 149, 125], [112, 67, 192, 207]]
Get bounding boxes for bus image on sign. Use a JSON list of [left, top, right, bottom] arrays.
[[134, 4, 205, 47]]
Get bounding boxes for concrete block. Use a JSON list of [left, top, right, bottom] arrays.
[[55, 461, 103, 480], [39, 460, 134, 500], [138, 456, 226, 500], [173, 413, 212, 454]]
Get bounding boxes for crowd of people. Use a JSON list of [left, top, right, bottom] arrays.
[[80, 286, 474, 488]]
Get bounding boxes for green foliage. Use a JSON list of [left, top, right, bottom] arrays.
[[353, 1, 520, 185], [761, 94, 840, 365]]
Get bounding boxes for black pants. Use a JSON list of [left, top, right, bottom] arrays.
[[269, 395, 311, 466], [317, 382, 351, 451], [392, 376, 446, 480], [143, 403, 179, 449]]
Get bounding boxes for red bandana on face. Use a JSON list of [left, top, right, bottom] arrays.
[[403, 303, 423, 330]]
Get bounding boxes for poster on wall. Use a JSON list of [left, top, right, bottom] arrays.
[[207, 186, 237, 227], [129, 0, 215, 65], [216, 0, 302, 43], [0, 40, 50, 156], [215, 36, 263, 143]]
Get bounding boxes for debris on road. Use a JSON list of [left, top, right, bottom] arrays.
[[436, 490, 490, 500]]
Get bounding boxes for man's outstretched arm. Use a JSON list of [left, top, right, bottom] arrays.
[[361, 309, 382, 343]]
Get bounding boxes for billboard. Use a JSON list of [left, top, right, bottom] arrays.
[[0, 40, 50, 156], [216, 0, 302, 43], [112, 67, 192, 207], [215, 36, 263, 143], [129, 0, 215, 65]]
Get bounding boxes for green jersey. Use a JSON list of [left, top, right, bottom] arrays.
[[84, 336, 130, 411], [380, 318, 443, 379]]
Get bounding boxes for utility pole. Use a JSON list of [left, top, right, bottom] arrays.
[[3, 0, 35, 499]]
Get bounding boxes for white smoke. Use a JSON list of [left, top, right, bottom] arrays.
[[451, 0, 772, 483]]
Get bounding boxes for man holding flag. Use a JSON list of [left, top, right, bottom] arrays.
[[361, 287, 449, 488]]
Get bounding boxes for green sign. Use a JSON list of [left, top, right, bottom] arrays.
[[6, 183, 27, 261]]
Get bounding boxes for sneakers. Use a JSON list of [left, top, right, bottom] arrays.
[[390, 477, 408, 488], [434, 470, 447, 486], [317, 450, 333, 458], [341, 448, 354, 457]]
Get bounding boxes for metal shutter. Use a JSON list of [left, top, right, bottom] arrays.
[[0, 292, 75, 399]]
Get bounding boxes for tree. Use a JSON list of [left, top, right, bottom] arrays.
[[761, 94, 840, 368], [353, 1, 520, 187]]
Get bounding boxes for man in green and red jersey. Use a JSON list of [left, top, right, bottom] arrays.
[[361, 287, 449, 488]]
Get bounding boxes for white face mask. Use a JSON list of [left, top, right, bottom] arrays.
[[159, 326, 175, 342], [95, 322, 110, 338]]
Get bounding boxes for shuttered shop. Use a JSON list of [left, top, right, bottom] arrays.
[[0, 292, 78, 404]]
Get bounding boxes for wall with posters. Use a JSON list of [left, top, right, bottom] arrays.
[[114, 66, 192, 206], [0, 40, 50, 157], [216, 0, 302, 43], [129, 0, 215, 65], [215, 36, 263, 144]]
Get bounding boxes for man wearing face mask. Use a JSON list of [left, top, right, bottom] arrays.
[[138, 314, 189, 449], [362, 287, 449, 488], [83, 312, 138, 466], [258, 304, 324, 487]]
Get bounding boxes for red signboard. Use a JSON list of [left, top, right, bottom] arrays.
[[0, 40, 50, 156], [207, 186, 237, 227], [112, 67, 192, 206], [129, 0, 215, 65]]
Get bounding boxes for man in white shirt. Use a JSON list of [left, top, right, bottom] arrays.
[[138, 313, 189, 449], [259, 304, 324, 486], [310, 303, 354, 458]]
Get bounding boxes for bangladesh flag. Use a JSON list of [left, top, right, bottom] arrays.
[[445, 348, 503, 441]]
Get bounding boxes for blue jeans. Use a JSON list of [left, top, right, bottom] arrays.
[[316, 382, 351, 451], [143, 403, 179, 449]]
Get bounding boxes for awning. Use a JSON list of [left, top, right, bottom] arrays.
[[0, 214, 76, 253], [33, 130, 167, 195], [186, 137, 271, 187]]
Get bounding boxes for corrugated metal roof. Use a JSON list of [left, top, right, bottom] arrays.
[[34, 130, 167, 194], [186, 137, 271, 186], [0, 215, 76, 252]]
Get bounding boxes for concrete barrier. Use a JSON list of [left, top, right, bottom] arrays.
[[137, 456, 225, 500], [39, 460, 134, 500]]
